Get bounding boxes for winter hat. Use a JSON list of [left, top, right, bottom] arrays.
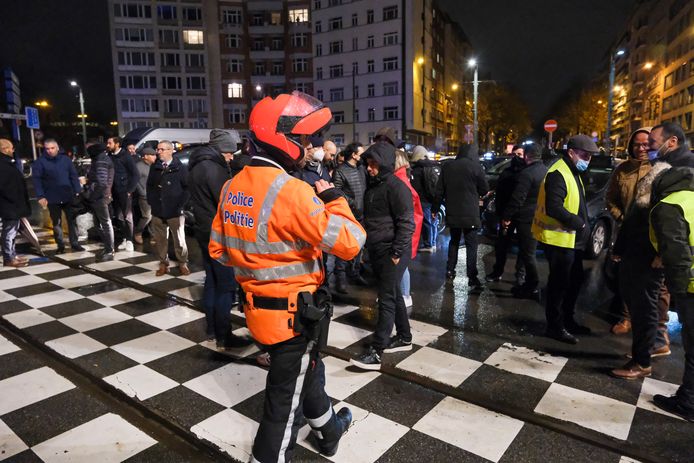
[[141, 147, 156, 156], [209, 129, 237, 153], [410, 145, 427, 162], [375, 127, 397, 146]]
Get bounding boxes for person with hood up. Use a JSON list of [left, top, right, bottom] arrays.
[[188, 129, 251, 350], [610, 160, 672, 380], [394, 149, 423, 308], [410, 145, 441, 253], [486, 145, 526, 284], [433, 144, 489, 288], [350, 141, 415, 370], [649, 165, 694, 422], [606, 127, 671, 352]]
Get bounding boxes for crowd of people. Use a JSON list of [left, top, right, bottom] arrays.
[[1, 92, 693, 460]]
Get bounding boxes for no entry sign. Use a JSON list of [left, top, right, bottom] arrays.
[[544, 120, 558, 133]]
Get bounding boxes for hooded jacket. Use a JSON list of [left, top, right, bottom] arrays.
[[394, 166, 423, 258], [363, 142, 415, 258], [433, 144, 488, 228], [503, 159, 548, 224], [495, 155, 526, 219], [187, 145, 232, 243], [606, 127, 652, 222], [650, 166, 694, 297], [0, 154, 31, 219], [146, 156, 189, 219], [32, 153, 81, 204], [411, 158, 441, 204], [655, 144, 694, 168]]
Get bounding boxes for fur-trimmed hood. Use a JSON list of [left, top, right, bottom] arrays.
[[635, 162, 671, 208]]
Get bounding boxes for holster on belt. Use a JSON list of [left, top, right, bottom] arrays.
[[294, 287, 333, 349]]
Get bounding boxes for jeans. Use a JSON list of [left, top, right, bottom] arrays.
[[447, 227, 479, 278], [372, 252, 412, 350], [91, 199, 114, 253], [676, 294, 694, 411], [198, 238, 236, 343], [134, 193, 152, 236], [400, 267, 410, 297], [1, 219, 20, 261], [112, 190, 134, 242], [151, 215, 188, 264], [420, 202, 438, 248], [48, 202, 79, 248], [544, 245, 584, 330], [620, 255, 664, 367], [516, 222, 539, 289]]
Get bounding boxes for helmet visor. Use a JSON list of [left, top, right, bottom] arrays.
[[276, 91, 332, 136]]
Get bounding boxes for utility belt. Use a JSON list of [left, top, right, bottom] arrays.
[[242, 287, 333, 349]]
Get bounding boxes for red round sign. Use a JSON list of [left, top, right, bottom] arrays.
[[544, 119, 558, 133]]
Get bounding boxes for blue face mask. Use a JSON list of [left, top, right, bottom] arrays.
[[575, 159, 589, 172], [647, 150, 659, 161]]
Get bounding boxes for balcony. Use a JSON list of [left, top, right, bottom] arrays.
[[164, 111, 184, 119], [249, 24, 283, 35], [122, 111, 160, 118], [249, 48, 284, 60]]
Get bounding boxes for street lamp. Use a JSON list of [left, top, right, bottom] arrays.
[[70, 81, 87, 153], [468, 58, 478, 146], [605, 49, 625, 154]]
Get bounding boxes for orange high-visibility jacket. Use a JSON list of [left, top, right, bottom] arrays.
[[209, 165, 366, 345]]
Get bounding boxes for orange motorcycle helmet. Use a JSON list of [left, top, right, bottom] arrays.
[[249, 91, 332, 171]]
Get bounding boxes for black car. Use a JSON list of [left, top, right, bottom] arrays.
[[481, 156, 616, 259]]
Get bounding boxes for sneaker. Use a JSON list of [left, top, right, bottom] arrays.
[[95, 251, 114, 262], [653, 394, 694, 422], [611, 319, 632, 335], [350, 347, 381, 371], [383, 335, 412, 353], [55, 245, 66, 254], [485, 271, 503, 282], [402, 295, 413, 308], [418, 247, 433, 253], [117, 239, 127, 251], [71, 244, 86, 252], [610, 360, 652, 380], [124, 240, 134, 252]]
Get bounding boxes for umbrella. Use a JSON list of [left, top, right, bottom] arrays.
[[19, 217, 45, 256]]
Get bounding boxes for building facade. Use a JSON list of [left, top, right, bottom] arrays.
[[609, 0, 694, 151]]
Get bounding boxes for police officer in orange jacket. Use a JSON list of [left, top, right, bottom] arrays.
[[209, 92, 366, 462]]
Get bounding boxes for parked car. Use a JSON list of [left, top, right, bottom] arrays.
[[122, 127, 242, 154], [481, 157, 616, 259]]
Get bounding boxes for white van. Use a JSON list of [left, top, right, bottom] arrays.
[[121, 127, 242, 152]]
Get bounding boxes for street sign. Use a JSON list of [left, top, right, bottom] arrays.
[[464, 124, 473, 132], [0, 112, 26, 120], [25, 107, 39, 129], [544, 120, 558, 133], [463, 132, 474, 143]]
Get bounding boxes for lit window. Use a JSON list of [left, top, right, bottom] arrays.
[[183, 30, 204, 45], [228, 83, 243, 98], [289, 8, 309, 22]]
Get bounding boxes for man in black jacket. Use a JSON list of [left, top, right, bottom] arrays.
[[147, 141, 190, 277], [85, 143, 115, 262], [107, 136, 139, 252], [487, 145, 526, 283], [332, 142, 367, 293], [351, 142, 415, 370], [411, 145, 441, 253], [650, 166, 694, 422], [650, 122, 694, 168], [502, 144, 547, 299], [188, 129, 250, 350], [0, 138, 31, 267], [433, 144, 489, 288]]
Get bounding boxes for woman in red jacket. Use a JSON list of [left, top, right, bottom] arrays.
[[394, 150, 423, 307]]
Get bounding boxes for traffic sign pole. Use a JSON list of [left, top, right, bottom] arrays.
[[544, 119, 558, 150]]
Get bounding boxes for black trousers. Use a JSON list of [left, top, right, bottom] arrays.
[[677, 294, 694, 411], [517, 222, 539, 289], [447, 227, 478, 278], [48, 202, 79, 248], [619, 255, 664, 367], [491, 221, 524, 282], [112, 190, 134, 242], [372, 251, 412, 350], [91, 198, 114, 253], [252, 336, 334, 463], [544, 245, 584, 330]]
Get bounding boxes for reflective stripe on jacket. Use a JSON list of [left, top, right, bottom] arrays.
[[532, 158, 582, 248], [649, 190, 694, 293], [209, 165, 366, 345]]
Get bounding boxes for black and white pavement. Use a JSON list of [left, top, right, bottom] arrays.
[[0, 228, 692, 462]]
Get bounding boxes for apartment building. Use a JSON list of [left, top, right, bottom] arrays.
[[312, 0, 473, 150]]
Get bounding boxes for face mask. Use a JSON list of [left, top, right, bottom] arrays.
[[647, 149, 659, 161], [575, 159, 589, 172], [312, 147, 325, 162]]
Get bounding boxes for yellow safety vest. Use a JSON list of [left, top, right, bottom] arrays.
[[649, 190, 694, 294], [532, 158, 583, 249]]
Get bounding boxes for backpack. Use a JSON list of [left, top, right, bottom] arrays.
[[422, 164, 441, 202]]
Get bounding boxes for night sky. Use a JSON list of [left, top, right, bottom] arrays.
[[0, 0, 638, 126]]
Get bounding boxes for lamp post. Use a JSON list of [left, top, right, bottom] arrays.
[[468, 58, 478, 146], [605, 49, 625, 154], [70, 81, 87, 153]]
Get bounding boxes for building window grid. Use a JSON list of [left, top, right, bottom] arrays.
[[118, 51, 155, 67], [367, 10, 374, 24], [367, 36, 374, 48], [229, 108, 246, 124], [292, 33, 308, 48], [121, 98, 159, 113], [225, 34, 241, 48], [329, 17, 342, 30], [289, 8, 309, 23], [293, 58, 309, 73], [329, 40, 343, 54], [384, 106, 399, 120], [329, 64, 343, 78], [367, 60, 374, 73], [222, 9, 242, 24], [114, 3, 152, 19], [182, 7, 202, 21], [183, 30, 204, 45], [227, 59, 243, 73], [186, 76, 206, 90], [383, 57, 398, 71], [115, 28, 153, 43], [367, 84, 375, 97], [384, 32, 398, 46], [228, 83, 243, 98], [383, 81, 398, 96], [330, 87, 344, 101]]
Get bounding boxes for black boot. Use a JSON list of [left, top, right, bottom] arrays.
[[312, 407, 352, 456], [335, 275, 349, 294]]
